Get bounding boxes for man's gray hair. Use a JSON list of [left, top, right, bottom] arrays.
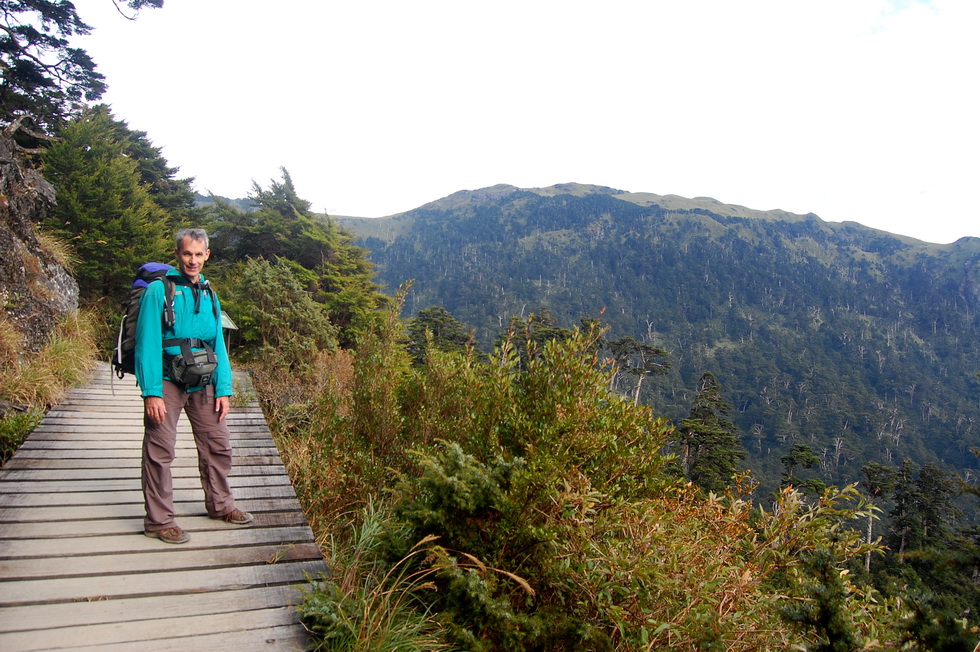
[[176, 228, 209, 250]]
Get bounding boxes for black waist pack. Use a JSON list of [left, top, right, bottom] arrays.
[[163, 338, 217, 389]]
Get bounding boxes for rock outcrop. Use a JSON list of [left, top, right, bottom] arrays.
[[0, 127, 79, 354]]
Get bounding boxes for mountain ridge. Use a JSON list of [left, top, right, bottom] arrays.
[[341, 182, 977, 248], [336, 182, 980, 497]]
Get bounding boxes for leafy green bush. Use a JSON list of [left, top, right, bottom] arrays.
[[218, 257, 338, 369], [0, 409, 43, 465], [279, 312, 913, 650]]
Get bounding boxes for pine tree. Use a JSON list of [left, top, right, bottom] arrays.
[[606, 336, 670, 405], [407, 306, 471, 364], [205, 169, 384, 347], [887, 458, 922, 563], [89, 105, 197, 218], [0, 0, 162, 132], [678, 371, 745, 492], [40, 108, 171, 301], [494, 309, 574, 371], [781, 444, 822, 489]]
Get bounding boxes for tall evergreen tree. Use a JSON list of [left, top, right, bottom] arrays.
[[0, 0, 162, 132], [88, 105, 197, 219], [678, 371, 745, 492], [605, 335, 669, 405], [494, 309, 574, 370], [888, 458, 922, 563], [40, 107, 170, 301], [916, 462, 960, 546], [887, 459, 959, 563], [406, 305, 471, 364], [781, 444, 822, 489], [205, 169, 384, 347]]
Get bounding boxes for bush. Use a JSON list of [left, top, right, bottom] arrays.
[[274, 314, 912, 650], [217, 258, 338, 370], [0, 409, 43, 465]]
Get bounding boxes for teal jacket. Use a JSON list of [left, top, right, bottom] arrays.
[[134, 269, 233, 399]]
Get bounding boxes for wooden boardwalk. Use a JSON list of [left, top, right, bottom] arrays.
[[0, 363, 328, 651]]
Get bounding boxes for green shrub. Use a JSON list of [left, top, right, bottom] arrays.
[[270, 311, 913, 650], [218, 258, 338, 370], [0, 409, 43, 465]]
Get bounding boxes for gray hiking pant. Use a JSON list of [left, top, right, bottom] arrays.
[[142, 381, 237, 531]]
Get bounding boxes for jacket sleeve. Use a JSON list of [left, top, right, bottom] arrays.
[[134, 280, 165, 399], [212, 291, 234, 397]]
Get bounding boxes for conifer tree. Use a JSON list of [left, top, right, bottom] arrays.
[[494, 309, 574, 370], [606, 335, 670, 405], [916, 462, 960, 546], [406, 306, 471, 364], [781, 443, 822, 489], [678, 371, 745, 492], [889, 458, 923, 563], [88, 105, 197, 218], [886, 459, 958, 563], [40, 107, 170, 301], [0, 0, 162, 132], [205, 169, 384, 346]]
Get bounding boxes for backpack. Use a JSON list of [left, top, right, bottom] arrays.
[[113, 263, 177, 379]]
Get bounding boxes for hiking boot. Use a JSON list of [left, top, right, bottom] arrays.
[[215, 508, 254, 525], [145, 526, 190, 544]]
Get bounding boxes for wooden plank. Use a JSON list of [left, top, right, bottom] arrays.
[[0, 511, 312, 539], [44, 411, 269, 422], [0, 585, 304, 633], [0, 464, 287, 480], [0, 525, 317, 558], [0, 484, 298, 508], [0, 501, 290, 522], [0, 606, 306, 651], [32, 421, 271, 430], [0, 362, 327, 651], [28, 428, 272, 438], [0, 474, 291, 493], [14, 442, 281, 456], [1, 542, 323, 580], [57, 624, 311, 652], [2, 559, 327, 604]]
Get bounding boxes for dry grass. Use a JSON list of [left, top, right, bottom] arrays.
[[35, 229, 79, 273], [0, 310, 98, 407], [0, 309, 99, 466], [251, 348, 365, 550], [0, 308, 19, 369]]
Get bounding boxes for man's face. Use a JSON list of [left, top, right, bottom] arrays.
[[176, 236, 210, 282]]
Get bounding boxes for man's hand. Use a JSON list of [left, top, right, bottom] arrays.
[[144, 396, 167, 425], [215, 395, 230, 421]]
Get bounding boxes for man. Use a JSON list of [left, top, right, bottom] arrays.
[[135, 227, 252, 544]]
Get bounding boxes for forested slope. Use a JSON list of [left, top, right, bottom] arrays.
[[340, 183, 980, 495]]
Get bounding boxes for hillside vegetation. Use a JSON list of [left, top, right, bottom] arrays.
[[339, 183, 980, 497]]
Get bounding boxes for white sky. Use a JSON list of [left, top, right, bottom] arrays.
[[75, 0, 978, 244]]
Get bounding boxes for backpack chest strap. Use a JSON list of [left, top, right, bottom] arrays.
[[163, 338, 206, 349]]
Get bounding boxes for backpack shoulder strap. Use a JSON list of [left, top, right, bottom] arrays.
[[206, 283, 219, 320], [162, 276, 176, 328]]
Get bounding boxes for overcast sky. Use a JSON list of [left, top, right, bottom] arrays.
[[76, 0, 977, 244]]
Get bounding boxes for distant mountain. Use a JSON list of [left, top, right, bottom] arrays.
[[337, 183, 980, 495]]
